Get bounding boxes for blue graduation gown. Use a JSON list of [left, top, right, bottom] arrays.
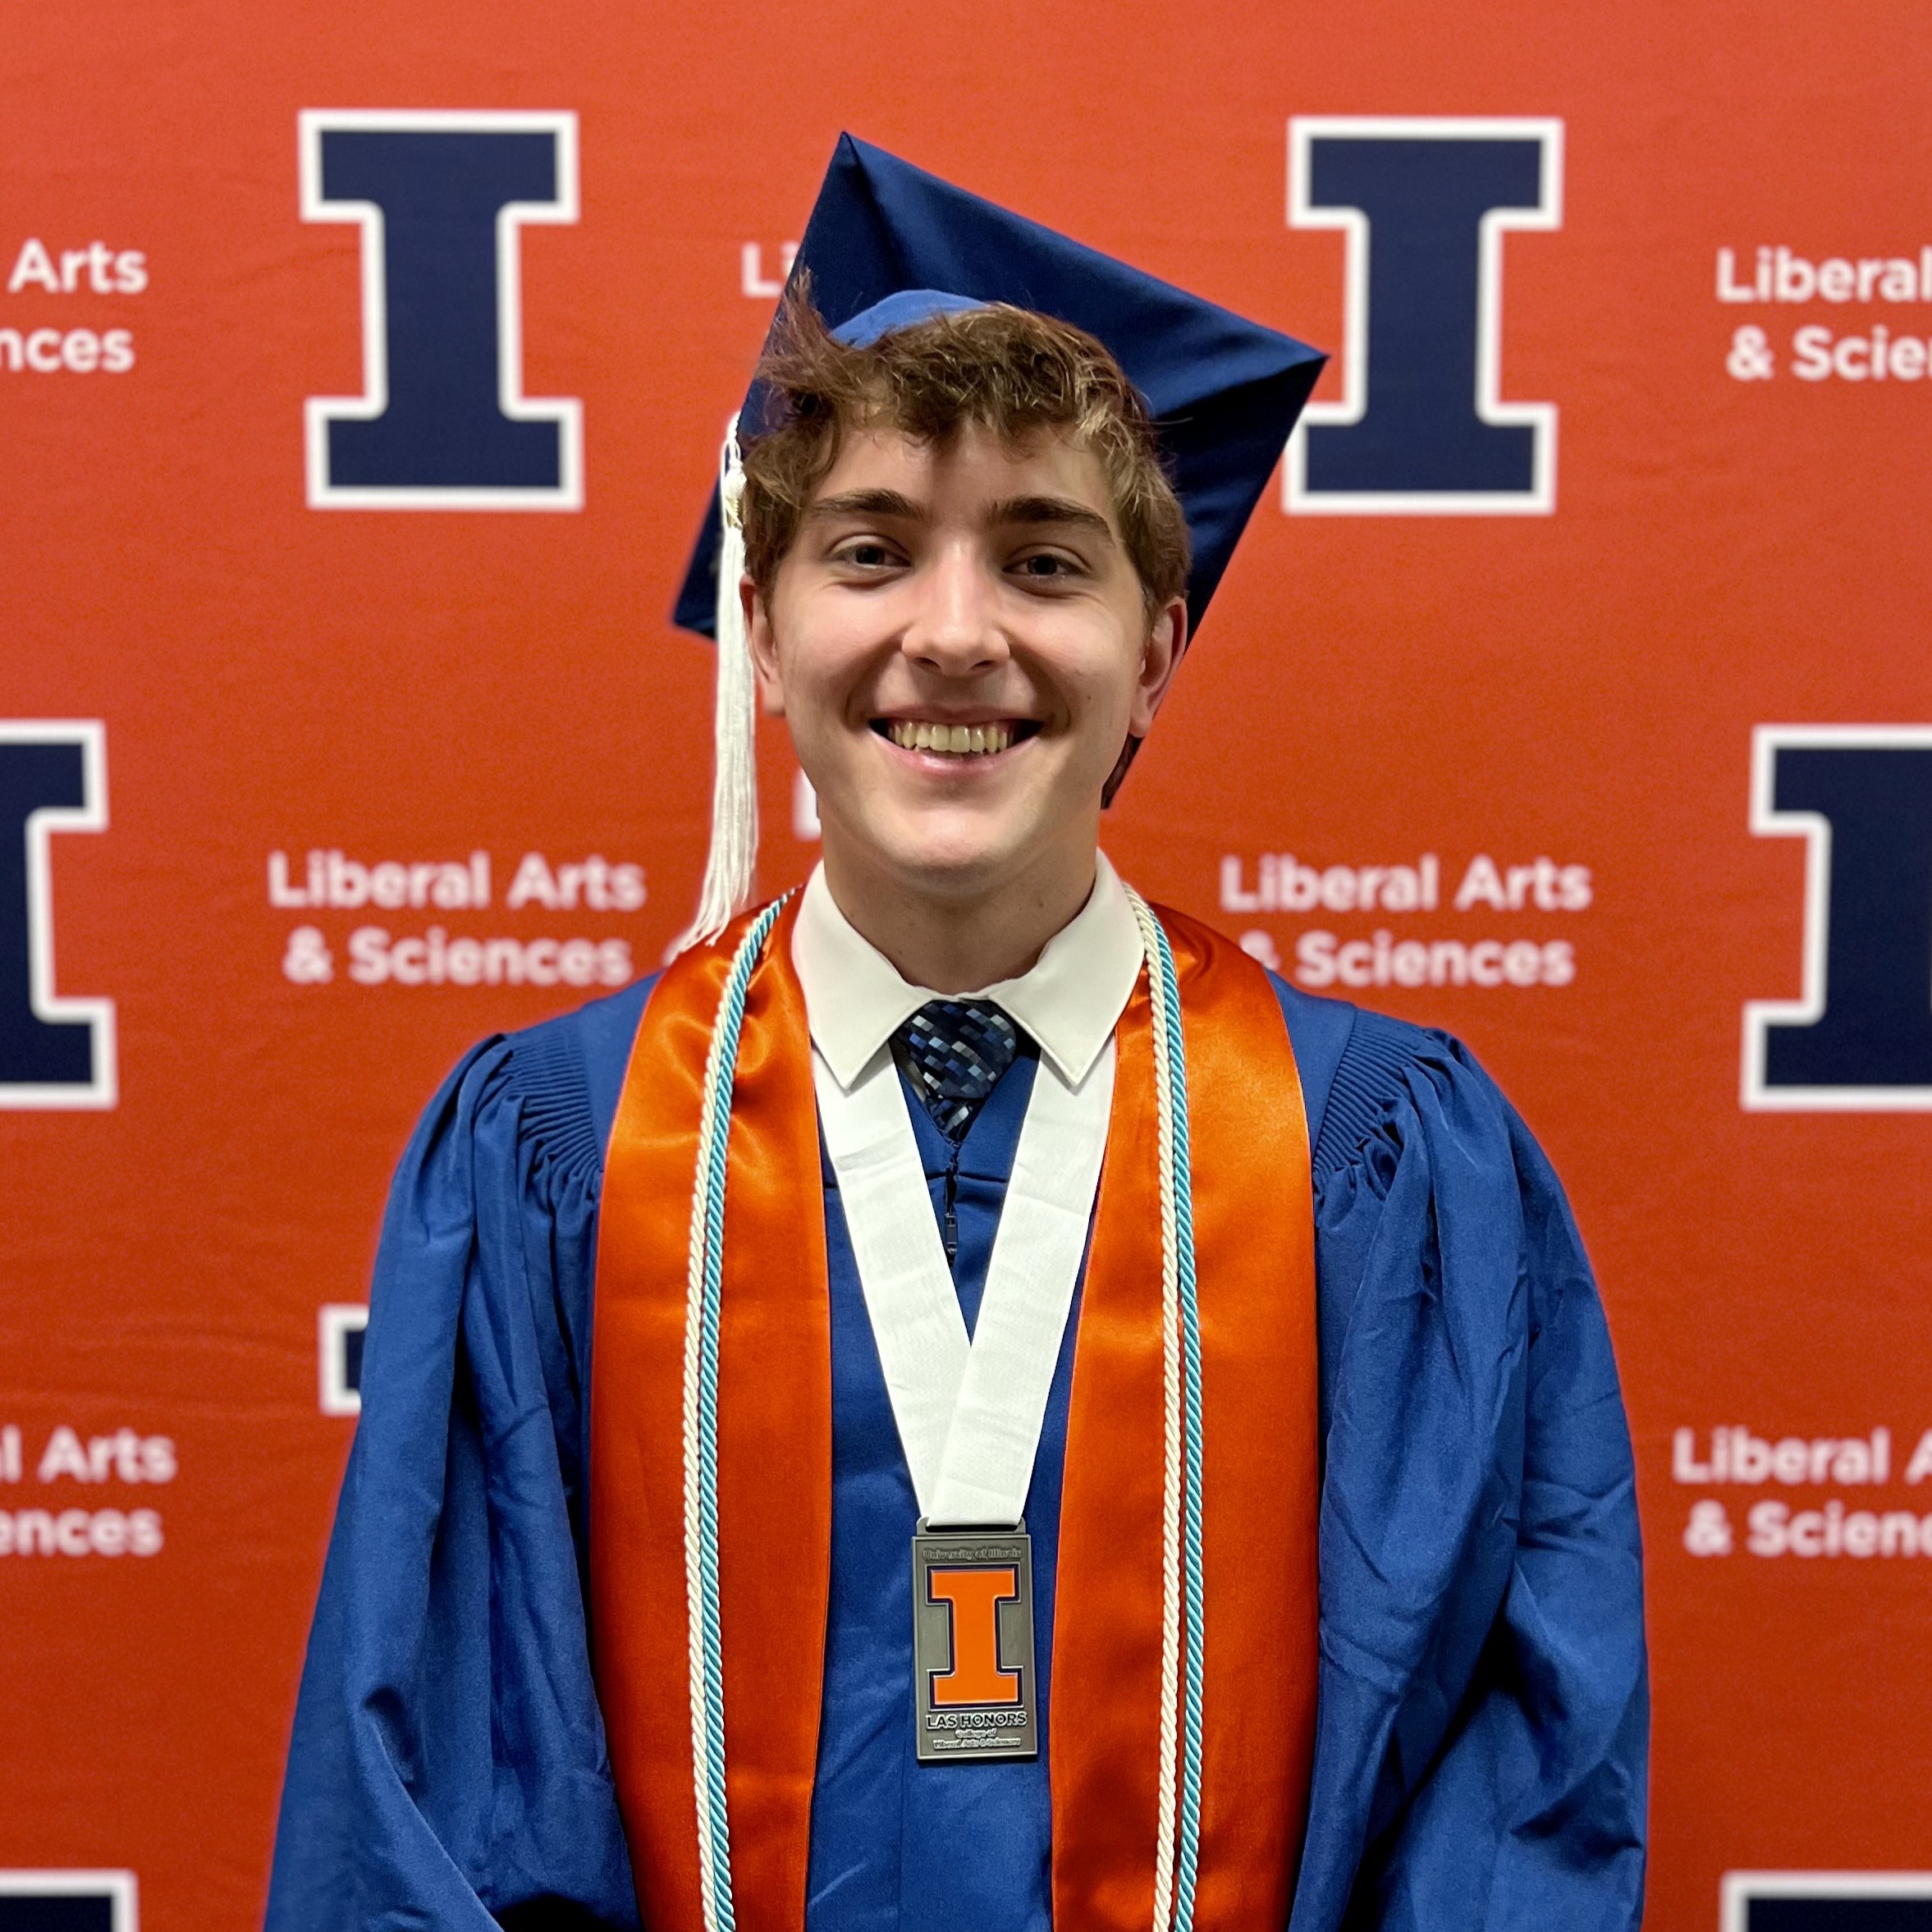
[[266, 975, 1647, 1932]]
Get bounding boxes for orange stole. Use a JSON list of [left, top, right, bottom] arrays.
[[589, 896, 1319, 1932]]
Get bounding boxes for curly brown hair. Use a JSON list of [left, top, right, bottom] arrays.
[[739, 288, 1190, 620]]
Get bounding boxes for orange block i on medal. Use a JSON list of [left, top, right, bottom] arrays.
[[589, 891, 1321, 1932], [925, 1566, 1023, 1706]]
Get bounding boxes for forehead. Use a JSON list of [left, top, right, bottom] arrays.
[[810, 420, 1115, 520]]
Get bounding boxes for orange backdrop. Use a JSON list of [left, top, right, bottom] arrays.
[[3, 3, 1930, 1928]]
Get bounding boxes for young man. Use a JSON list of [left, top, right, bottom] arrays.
[[269, 138, 1646, 1932]]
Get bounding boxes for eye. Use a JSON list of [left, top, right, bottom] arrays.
[[831, 538, 902, 571], [1011, 550, 1080, 582]]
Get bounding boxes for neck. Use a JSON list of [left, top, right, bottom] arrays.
[[819, 838, 1099, 992]]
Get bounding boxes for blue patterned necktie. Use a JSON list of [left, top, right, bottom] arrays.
[[893, 1000, 1023, 1142]]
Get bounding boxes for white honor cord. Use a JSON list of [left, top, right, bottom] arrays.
[[1137, 890, 1186, 1932], [682, 920, 752, 1932], [812, 1034, 1115, 1526]]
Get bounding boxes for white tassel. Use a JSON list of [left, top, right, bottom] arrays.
[[673, 415, 760, 955]]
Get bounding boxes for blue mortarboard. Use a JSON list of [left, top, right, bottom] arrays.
[[671, 134, 1324, 949], [674, 133, 1325, 643]]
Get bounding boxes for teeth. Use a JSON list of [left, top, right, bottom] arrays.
[[887, 721, 1014, 757]]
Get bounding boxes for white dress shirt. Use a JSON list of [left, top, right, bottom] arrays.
[[790, 851, 1144, 1094]]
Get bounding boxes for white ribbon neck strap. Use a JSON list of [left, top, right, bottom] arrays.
[[813, 1033, 1115, 1527]]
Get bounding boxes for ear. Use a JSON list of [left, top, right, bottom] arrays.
[[744, 575, 788, 718], [1127, 595, 1188, 738]]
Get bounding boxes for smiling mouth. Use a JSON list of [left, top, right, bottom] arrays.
[[874, 719, 1041, 758]]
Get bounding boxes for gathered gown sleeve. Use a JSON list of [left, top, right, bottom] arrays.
[[265, 1020, 641, 1932], [1287, 1009, 1647, 1932]]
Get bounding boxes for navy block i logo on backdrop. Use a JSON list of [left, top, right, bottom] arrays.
[[0, 1871, 136, 1932], [1285, 116, 1563, 514], [0, 723, 114, 1110], [1744, 726, 1932, 1110], [1721, 1870, 1932, 1931], [298, 110, 582, 510]]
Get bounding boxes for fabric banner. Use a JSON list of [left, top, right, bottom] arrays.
[[2, 5, 1927, 1928]]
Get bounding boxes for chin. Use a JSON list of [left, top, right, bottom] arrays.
[[864, 810, 1035, 900]]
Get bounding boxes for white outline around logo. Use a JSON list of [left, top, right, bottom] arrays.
[[319, 1302, 370, 1416], [1284, 115, 1563, 516], [0, 1871, 137, 1930], [1742, 723, 1932, 1112], [1722, 1870, 1932, 1931], [0, 721, 114, 1111], [299, 109, 583, 511]]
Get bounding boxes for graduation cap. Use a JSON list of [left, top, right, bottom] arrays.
[[674, 133, 1325, 947]]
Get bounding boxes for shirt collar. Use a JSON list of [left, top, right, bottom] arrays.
[[791, 852, 1143, 1092]]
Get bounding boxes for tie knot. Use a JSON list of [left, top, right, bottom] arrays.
[[894, 1000, 1022, 1140]]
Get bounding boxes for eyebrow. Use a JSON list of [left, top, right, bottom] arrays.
[[804, 488, 929, 525], [802, 488, 1117, 545], [987, 496, 1116, 543]]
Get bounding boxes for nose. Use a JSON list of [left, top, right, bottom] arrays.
[[900, 539, 1009, 678]]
